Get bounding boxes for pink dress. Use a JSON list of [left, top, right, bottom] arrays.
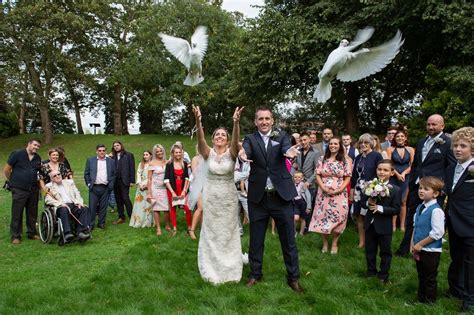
[[309, 157, 352, 234], [150, 165, 169, 211]]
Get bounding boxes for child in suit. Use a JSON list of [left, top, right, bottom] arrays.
[[292, 171, 312, 236], [446, 127, 474, 312], [365, 159, 401, 284], [411, 176, 445, 303]]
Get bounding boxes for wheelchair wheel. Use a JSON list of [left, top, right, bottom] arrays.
[[38, 208, 54, 244]]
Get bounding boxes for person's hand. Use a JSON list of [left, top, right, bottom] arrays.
[[399, 173, 405, 182], [305, 209, 311, 214], [368, 202, 378, 213], [180, 191, 186, 198], [171, 191, 177, 198], [349, 189, 354, 202], [60, 203, 69, 209], [412, 243, 422, 253], [75, 203, 83, 208], [304, 182, 310, 189], [239, 148, 253, 163], [368, 197, 376, 206], [233, 106, 244, 122], [192, 105, 202, 121], [284, 144, 301, 159]]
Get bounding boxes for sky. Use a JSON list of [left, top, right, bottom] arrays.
[[73, 1, 264, 134]]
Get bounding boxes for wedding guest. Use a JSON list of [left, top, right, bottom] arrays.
[[372, 134, 387, 159], [4, 138, 42, 244], [188, 150, 204, 240], [365, 159, 400, 285], [315, 128, 333, 155], [395, 114, 455, 257], [175, 141, 191, 164], [147, 144, 170, 236], [38, 148, 71, 194], [164, 144, 192, 236], [309, 131, 319, 151], [309, 137, 352, 254], [386, 129, 414, 231], [292, 171, 312, 236], [445, 127, 474, 312], [351, 133, 383, 248], [84, 144, 116, 229], [342, 134, 359, 161], [130, 150, 153, 228], [111, 141, 135, 225], [381, 126, 398, 151], [292, 133, 301, 145], [56, 146, 73, 178], [411, 176, 445, 304]]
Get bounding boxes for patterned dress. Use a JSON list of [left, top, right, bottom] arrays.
[[309, 157, 352, 234], [149, 164, 169, 211], [130, 165, 154, 228]]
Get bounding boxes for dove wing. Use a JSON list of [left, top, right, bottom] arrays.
[[159, 33, 192, 68], [337, 30, 404, 82], [191, 26, 208, 60], [347, 26, 375, 51]]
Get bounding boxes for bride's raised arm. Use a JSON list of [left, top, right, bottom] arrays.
[[230, 107, 244, 160], [192, 105, 211, 160]]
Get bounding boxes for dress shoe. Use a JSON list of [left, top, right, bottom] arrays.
[[28, 235, 40, 240], [445, 290, 462, 300], [64, 233, 74, 243], [287, 280, 304, 294], [462, 303, 473, 312], [395, 250, 408, 258], [246, 278, 260, 288], [78, 232, 91, 241], [11, 239, 21, 245], [379, 278, 390, 285], [97, 224, 105, 229], [112, 218, 125, 225]]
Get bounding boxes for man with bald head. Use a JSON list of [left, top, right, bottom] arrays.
[[395, 114, 456, 256]]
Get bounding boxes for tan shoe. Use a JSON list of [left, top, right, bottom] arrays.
[[11, 239, 21, 245], [112, 218, 125, 225], [28, 235, 40, 240]]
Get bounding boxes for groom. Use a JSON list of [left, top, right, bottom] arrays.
[[242, 106, 303, 293]]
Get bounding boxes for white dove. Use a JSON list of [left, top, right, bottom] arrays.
[[314, 27, 404, 103], [159, 26, 208, 86]]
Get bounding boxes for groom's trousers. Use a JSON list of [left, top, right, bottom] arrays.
[[248, 191, 300, 281]]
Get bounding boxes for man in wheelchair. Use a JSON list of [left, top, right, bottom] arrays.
[[44, 170, 91, 243]]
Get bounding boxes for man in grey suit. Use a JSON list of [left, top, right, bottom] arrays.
[[295, 131, 321, 233], [84, 144, 116, 229], [381, 126, 398, 151]]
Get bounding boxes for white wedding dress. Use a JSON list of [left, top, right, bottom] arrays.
[[198, 148, 243, 284]]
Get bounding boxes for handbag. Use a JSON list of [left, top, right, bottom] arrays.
[[172, 196, 186, 207]]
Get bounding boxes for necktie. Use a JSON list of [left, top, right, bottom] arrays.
[[452, 164, 464, 189], [417, 204, 426, 216], [422, 137, 434, 162]]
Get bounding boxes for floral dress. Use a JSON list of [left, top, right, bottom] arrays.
[[309, 157, 352, 234], [129, 165, 153, 228], [149, 164, 169, 211]]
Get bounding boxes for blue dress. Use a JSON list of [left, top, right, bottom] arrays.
[[390, 147, 410, 196]]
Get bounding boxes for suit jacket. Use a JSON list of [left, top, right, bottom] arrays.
[[314, 142, 326, 156], [112, 151, 135, 186], [364, 185, 401, 235], [295, 147, 321, 189], [84, 156, 116, 191], [243, 130, 297, 203], [45, 180, 84, 214], [446, 160, 474, 237], [381, 141, 391, 152], [409, 133, 456, 189]]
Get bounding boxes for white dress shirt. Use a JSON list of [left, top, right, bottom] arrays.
[[94, 157, 108, 185]]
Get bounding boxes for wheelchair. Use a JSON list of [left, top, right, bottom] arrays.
[[38, 205, 91, 246]]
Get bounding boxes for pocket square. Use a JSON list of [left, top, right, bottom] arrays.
[[271, 140, 280, 147], [465, 179, 474, 183], [434, 148, 441, 154]]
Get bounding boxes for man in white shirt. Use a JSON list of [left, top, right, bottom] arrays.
[[45, 171, 91, 242]]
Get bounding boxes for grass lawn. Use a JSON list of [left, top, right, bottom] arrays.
[[0, 134, 462, 314]]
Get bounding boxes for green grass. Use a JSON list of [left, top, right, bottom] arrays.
[[0, 134, 463, 314]]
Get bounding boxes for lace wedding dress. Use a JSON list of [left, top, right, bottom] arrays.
[[198, 148, 243, 284]]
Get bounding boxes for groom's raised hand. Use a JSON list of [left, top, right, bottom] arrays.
[[284, 144, 301, 159]]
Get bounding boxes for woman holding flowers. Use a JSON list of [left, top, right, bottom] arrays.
[[350, 133, 383, 248], [309, 137, 352, 254]]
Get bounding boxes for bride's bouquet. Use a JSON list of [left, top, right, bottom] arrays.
[[361, 178, 392, 202]]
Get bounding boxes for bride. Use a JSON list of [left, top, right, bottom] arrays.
[[192, 105, 245, 284]]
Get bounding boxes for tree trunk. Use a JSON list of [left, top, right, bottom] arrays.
[[18, 71, 28, 134], [113, 83, 123, 135], [121, 91, 129, 135], [65, 80, 84, 134], [0, 73, 6, 113], [344, 82, 360, 134], [27, 61, 53, 144]]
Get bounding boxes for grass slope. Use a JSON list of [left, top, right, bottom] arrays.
[[0, 134, 461, 314]]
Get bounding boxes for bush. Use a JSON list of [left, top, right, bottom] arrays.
[[0, 112, 19, 138]]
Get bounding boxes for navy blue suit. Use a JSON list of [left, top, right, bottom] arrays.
[[243, 130, 299, 281], [446, 160, 474, 308], [397, 133, 456, 255], [84, 156, 116, 227], [112, 151, 135, 220]]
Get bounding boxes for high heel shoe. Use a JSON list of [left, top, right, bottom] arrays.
[[330, 247, 338, 254], [321, 246, 328, 253], [156, 228, 162, 236], [171, 229, 177, 236], [165, 226, 171, 232]]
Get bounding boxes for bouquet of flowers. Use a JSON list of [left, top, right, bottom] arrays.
[[360, 178, 392, 201]]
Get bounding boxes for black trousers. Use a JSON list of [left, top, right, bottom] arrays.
[[365, 224, 393, 280], [416, 251, 441, 303], [89, 184, 110, 227], [114, 180, 132, 220], [10, 186, 39, 240], [248, 192, 300, 281], [398, 187, 446, 255], [56, 203, 90, 234], [448, 220, 474, 307]]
